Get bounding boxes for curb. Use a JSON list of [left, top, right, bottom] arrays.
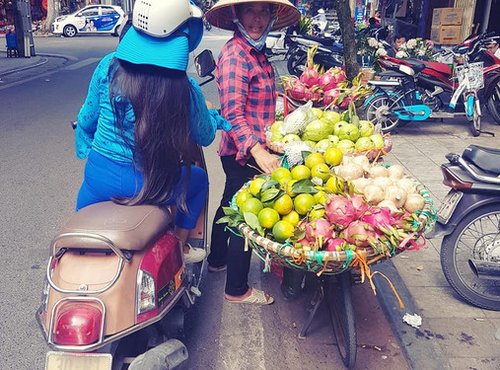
[[0, 52, 76, 77], [372, 261, 452, 370]]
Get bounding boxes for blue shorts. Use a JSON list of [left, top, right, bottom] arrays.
[[76, 150, 208, 229]]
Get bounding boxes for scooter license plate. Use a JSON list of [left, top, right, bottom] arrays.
[[437, 191, 463, 223], [45, 351, 112, 370]]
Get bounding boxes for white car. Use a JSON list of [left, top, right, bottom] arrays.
[[52, 5, 126, 38]]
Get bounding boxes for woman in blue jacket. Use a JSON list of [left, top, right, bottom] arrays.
[[75, 0, 230, 263]]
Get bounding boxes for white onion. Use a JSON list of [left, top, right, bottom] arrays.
[[338, 164, 364, 180], [352, 177, 372, 193], [363, 184, 385, 205], [404, 193, 426, 213], [373, 176, 394, 189], [368, 165, 389, 178], [388, 164, 405, 179], [351, 155, 370, 171], [398, 178, 417, 194], [384, 185, 407, 208], [378, 200, 399, 214]]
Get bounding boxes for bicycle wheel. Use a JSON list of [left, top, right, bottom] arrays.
[[441, 204, 500, 311], [325, 272, 357, 369], [466, 94, 480, 137]]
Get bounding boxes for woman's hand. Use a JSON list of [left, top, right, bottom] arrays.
[[250, 144, 281, 174]]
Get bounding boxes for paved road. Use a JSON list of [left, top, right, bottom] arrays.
[[3, 31, 499, 370]]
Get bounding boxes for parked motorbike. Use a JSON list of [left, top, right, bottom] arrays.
[[428, 144, 500, 311], [365, 33, 500, 136], [36, 49, 217, 370], [286, 33, 344, 76]]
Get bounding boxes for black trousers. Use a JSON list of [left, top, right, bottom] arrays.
[[208, 155, 260, 296]]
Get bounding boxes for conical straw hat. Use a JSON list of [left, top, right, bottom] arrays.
[[205, 0, 301, 31]]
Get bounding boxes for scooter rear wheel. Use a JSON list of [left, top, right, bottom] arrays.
[[364, 95, 402, 133], [441, 204, 500, 311], [486, 83, 500, 124]]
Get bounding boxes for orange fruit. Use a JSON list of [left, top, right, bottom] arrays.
[[272, 220, 295, 242], [240, 198, 263, 215], [309, 208, 325, 220], [271, 167, 292, 185], [293, 193, 315, 215], [311, 163, 331, 182], [258, 208, 281, 229], [286, 179, 298, 197], [313, 190, 327, 205], [282, 210, 300, 226], [235, 190, 253, 208], [273, 194, 294, 215], [324, 147, 343, 166], [304, 152, 325, 169], [248, 178, 266, 196], [291, 165, 311, 180]]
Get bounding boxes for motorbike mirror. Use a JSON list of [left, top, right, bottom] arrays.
[[194, 49, 216, 78]]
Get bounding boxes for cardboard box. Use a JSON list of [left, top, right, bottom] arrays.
[[431, 25, 462, 45], [432, 8, 464, 26]]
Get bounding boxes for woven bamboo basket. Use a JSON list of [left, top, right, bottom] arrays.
[[234, 181, 436, 276]]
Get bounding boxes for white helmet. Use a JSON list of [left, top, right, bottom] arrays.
[[133, 0, 202, 38]]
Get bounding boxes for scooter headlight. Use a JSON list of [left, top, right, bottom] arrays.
[[137, 270, 156, 314]]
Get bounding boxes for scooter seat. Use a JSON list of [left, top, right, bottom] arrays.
[[422, 61, 452, 76], [462, 145, 500, 174], [54, 201, 173, 252]]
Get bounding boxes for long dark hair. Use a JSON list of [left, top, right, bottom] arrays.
[[109, 59, 193, 211]]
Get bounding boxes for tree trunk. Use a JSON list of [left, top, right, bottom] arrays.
[[44, 0, 57, 33], [333, 0, 360, 80]]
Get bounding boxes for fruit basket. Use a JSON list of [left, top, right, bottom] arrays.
[[223, 175, 436, 276]]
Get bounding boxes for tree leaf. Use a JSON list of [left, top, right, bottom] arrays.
[[260, 188, 280, 203], [216, 216, 233, 225], [261, 179, 279, 192], [292, 179, 319, 194]]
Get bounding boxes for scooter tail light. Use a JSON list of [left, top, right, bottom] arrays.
[[53, 303, 102, 345], [137, 270, 156, 315], [441, 165, 472, 190]]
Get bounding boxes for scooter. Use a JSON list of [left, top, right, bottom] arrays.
[[428, 144, 500, 311], [366, 34, 500, 135], [36, 49, 217, 370]]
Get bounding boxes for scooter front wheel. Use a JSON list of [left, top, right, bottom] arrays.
[[440, 204, 500, 311]]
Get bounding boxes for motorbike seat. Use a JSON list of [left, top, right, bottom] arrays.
[[403, 59, 426, 74], [53, 201, 173, 253], [422, 61, 452, 76], [462, 145, 500, 174]]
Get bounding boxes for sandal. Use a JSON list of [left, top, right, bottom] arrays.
[[225, 288, 274, 305]]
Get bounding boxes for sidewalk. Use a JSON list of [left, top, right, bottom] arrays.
[[0, 53, 48, 76]]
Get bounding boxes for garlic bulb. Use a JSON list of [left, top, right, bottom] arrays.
[[404, 193, 426, 213], [363, 184, 385, 205], [384, 185, 407, 208], [368, 165, 389, 178], [388, 164, 405, 180]]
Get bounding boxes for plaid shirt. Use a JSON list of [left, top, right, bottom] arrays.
[[217, 32, 276, 165]]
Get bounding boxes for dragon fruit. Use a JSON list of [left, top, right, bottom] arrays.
[[318, 71, 337, 91], [343, 220, 377, 247], [350, 194, 370, 218], [325, 195, 357, 230], [361, 207, 396, 231], [305, 218, 333, 242], [325, 237, 346, 252]]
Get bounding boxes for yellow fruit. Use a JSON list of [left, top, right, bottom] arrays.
[[311, 163, 331, 182], [240, 198, 263, 215], [258, 208, 281, 229], [291, 165, 311, 180], [294, 193, 315, 215], [248, 178, 266, 196], [325, 175, 344, 194], [304, 152, 325, 169], [324, 147, 343, 166], [286, 179, 298, 197], [282, 210, 300, 226], [309, 208, 325, 220], [313, 190, 327, 204], [271, 167, 292, 185], [272, 220, 295, 242], [273, 194, 294, 215], [236, 191, 253, 208]]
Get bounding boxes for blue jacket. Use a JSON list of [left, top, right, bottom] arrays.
[[6, 33, 16, 48], [76, 52, 230, 163]]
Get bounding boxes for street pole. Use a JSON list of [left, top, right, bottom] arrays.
[[13, 0, 36, 57]]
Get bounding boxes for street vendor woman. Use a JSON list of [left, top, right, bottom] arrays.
[[205, 0, 300, 304]]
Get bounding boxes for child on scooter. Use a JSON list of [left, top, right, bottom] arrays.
[[75, 0, 230, 264]]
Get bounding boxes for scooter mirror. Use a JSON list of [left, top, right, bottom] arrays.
[[194, 49, 216, 78]]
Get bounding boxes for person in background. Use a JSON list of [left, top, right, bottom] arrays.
[[205, 0, 300, 305], [373, 9, 382, 26], [75, 0, 230, 264], [387, 34, 406, 57], [6, 27, 18, 57]]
